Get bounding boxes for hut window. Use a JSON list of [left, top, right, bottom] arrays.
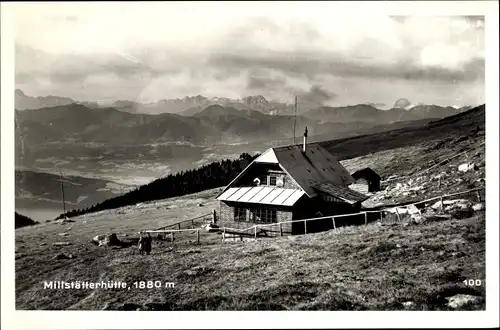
[[268, 175, 277, 186], [250, 208, 277, 223], [234, 207, 247, 222]]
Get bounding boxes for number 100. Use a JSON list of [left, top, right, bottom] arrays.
[[463, 279, 482, 286]]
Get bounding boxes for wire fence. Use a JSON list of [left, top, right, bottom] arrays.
[[137, 213, 214, 246], [153, 213, 212, 231], [137, 187, 484, 246], [223, 187, 484, 240]]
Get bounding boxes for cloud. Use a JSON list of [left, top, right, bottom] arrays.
[[13, 8, 485, 106], [209, 52, 484, 83], [205, 15, 484, 84], [297, 85, 338, 107], [247, 74, 286, 90]]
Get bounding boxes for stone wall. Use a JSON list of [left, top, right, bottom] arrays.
[[218, 201, 293, 236]]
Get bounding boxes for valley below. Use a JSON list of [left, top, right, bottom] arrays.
[[14, 104, 483, 223]]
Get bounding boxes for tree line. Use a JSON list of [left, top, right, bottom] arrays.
[[15, 212, 39, 229], [55, 152, 259, 220]]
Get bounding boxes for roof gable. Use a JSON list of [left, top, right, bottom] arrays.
[[215, 149, 301, 198], [254, 148, 279, 163]]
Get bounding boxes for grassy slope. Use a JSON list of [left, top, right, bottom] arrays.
[[320, 105, 484, 163], [16, 211, 485, 310], [15, 106, 486, 310]]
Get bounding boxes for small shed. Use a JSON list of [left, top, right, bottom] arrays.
[[350, 168, 381, 193]]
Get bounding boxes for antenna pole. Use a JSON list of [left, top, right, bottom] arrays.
[[59, 170, 67, 218], [293, 96, 298, 145]]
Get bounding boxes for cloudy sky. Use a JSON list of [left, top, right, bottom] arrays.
[[13, 2, 485, 108]]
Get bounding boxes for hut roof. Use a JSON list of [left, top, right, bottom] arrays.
[[218, 143, 356, 199], [351, 167, 381, 181], [312, 182, 369, 204], [217, 186, 305, 206], [272, 143, 355, 197]]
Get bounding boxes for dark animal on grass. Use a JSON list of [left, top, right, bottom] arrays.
[[144, 233, 152, 255], [138, 232, 152, 255]]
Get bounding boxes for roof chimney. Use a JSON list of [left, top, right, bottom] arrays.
[[303, 127, 308, 153]]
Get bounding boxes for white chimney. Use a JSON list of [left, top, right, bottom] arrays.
[[303, 127, 308, 153]]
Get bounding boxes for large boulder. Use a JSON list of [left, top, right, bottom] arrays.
[[202, 223, 219, 232], [93, 233, 121, 247], [57, 217, 76, 224], [431, 199, 472, 212], [446, 294, 481, 309], [472, 202, 485, 211], [409, 213, 426, 224], [458, 163, 478, 173], [407, 204, 421, 215]]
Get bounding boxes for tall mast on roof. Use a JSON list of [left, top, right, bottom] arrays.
[[293, 96, 298, 145], [59, 170, 67, 219]]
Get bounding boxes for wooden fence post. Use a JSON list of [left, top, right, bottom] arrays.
[[304, 220, 307, 234], [364, 212, 368, 225], [380, 211, 383, 221], [395, 208, 401, 222], [254, 226, 257, 240], [196, 229, 200, 244], [178, 223, 181, 230], [279, 223, 283, 237], [332, 217, 336, 229], [222, 227, 226, 243]]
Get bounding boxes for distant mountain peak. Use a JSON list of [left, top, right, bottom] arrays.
[[393, 98, 412, 109], [242, 95, 269, 103], [15, 89, 76, 111]]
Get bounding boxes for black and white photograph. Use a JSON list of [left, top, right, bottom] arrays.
[[1, 1, 499, 329]]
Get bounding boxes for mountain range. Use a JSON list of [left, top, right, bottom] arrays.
[[18, 89, 474, 117], [15, 89, 288, 114], [302, 104, 472, 124], [15, 89, 100, 110], [14, 103, 364, 145], [15, 98, 471, 148]]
